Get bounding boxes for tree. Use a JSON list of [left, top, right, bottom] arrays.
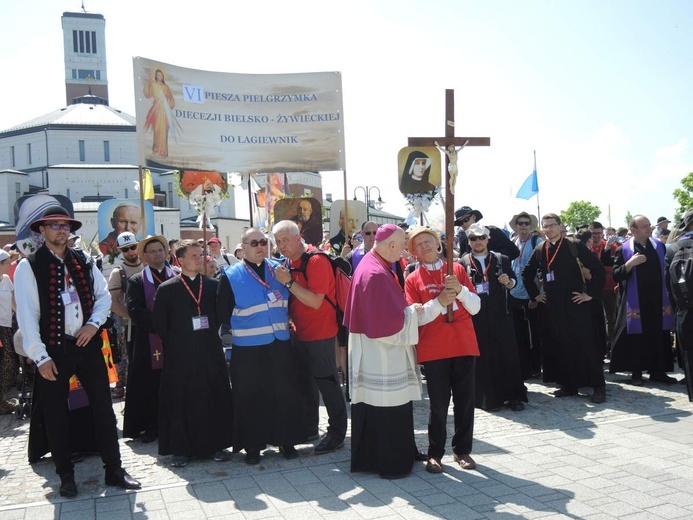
[[559, 201, 601, 232], [673, 172, 693, 221]]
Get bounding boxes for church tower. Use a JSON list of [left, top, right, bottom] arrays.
[[61, 11, 109, 105]]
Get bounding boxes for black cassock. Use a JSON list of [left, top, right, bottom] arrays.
[[460, 252, 526, 410], [523, 238, 606, 389], [153, 274, 233, 458], [666, 237, 693, 400], [610, 240, 673, 374]]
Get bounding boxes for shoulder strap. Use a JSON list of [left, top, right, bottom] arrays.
[[566, 238, 579, 259], [493, 251, 503, 274], [531, 234, 539, 249]]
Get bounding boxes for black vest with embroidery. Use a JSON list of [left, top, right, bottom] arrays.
[[26, 245, 95, 352]]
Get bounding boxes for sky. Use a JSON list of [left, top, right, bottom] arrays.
[[1, 0, 692, 229]]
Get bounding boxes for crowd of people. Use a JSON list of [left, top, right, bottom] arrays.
[[0, 202, 691, 497]]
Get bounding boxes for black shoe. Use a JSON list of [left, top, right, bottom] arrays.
[[213, 450, 231, 462], [105, 468, 141, 490], [553, 387, 578, 398], [140, 432, 157, 444], [631, 371, 644, 386], [590, 385, 606, 404], [414, 450, 428, 461], [59, 473, 78, 498], [279, 445, 298, 460], [314, 434, 344, 455], [170, 455, 188, 467], [649, 372, 678, 385], [509, 400, 525, 411], [245, 450, 261, 465], [306, 432, 320, 441]]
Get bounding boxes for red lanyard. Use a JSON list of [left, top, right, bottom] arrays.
[[421, 262, 446, 290], [590, 239, 605, 257], [474, 254, 493, 282], [518, 237, 530, 260], [179, 275, 203, 315], [150, 269, 167, 285], [545, 237, 564, 271], [242, 259, 273, 288]]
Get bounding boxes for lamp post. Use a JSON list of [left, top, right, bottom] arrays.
[[353, 186, 384, 220]]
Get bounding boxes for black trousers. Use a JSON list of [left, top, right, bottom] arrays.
[[36, 337, 121, 476], [509, 296, 543, 378], [423, 356, 475, 459], [295, 336, 347, 442]]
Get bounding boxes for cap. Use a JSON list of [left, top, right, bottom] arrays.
[[466, 224, 490, 237], [116, 232, 137, 249], [0, 250, 9, 262], [234, 243, 243, 253], [407, 226, 440, 252], [375, 223, 399, 242], [207, 237, 221, 245], [29, 206, 82, 233], [657, 216, 670, 225]]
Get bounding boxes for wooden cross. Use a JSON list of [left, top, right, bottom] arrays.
[[408, 89, 490, 320]]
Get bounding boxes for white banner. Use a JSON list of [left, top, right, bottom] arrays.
[[133, 57, 345, 173]]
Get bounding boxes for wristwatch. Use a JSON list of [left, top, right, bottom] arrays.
[[284, 279, 295, 289]]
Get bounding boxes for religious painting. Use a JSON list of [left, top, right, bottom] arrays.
[[397, 147, 441, 195], [97, 199, 155, 264], [273, 197, 323, 246], [328, 200, 367, 252], [14, 194, 74, 256], [178, 170, 227, 198]]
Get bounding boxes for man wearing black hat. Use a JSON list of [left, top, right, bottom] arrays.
[[14, 207, 140, 498], [454, 206, 519, 260], [653, 216, 670, 239]]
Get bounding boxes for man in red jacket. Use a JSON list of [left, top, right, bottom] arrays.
[[404, 227, 481, 474]]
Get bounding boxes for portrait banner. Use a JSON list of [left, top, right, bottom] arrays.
[[133, 57, 346, 173], [273, 197, 323, 246], [397, 147, 441, 196], [97, 199, 155, 263]]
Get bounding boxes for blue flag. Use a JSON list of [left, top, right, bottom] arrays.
[[516, 169, 538, 200]]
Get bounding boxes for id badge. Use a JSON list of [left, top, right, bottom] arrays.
[[267, 290, 282, 302], [475, 282, 490, 294], [61, 290, 79, 306], [546, 271, 555, 282], [192, 315, 210, 331], [515, 265, 522, 275]]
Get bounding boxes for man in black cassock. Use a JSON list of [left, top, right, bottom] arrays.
[[454, 206, 520, 260], [153, 240, 233, 467], [125, 235, 174, 442], [611, 215, 675, 386], [522, 213, 607, 403], [216, 228, 305, 465], [459, 224, 527, 412]]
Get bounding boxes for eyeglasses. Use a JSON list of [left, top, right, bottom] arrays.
[[362, 231, 377, 236], [516, 221, 531, 226], [244, 239, 269, 247], [46, 223, 71, 231], [469, 235, 487, 242], [120, 245, 137, 252], [462, 216, 472, 224], [542, 223, 559, 229]]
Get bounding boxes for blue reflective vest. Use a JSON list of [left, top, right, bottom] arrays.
[[224, 259, 290, 346]]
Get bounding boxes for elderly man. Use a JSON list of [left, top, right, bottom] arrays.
[[522, 213, 607, 403], [107, 232, 145, 398], [99, 202, 141, 259], [404, 227, 480, 474], [291, 199, 322, 246], [508, 212, 544, 378], [153, 240, 233, 467], [460, 225, 527, 412], [124, 235, 175, 442], [274, 220, 347, 454], [217, 228, 305, 464], [610, 215, 675, 385], [344, 224, 443, 478], [15, 207, 140, 498], [330, 210, 359, 252]]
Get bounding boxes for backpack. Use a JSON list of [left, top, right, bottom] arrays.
[[669, 243, 693, 309], [294, 251, 352, 315]]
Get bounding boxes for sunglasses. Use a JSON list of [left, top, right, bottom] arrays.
[[47, 223, 71, 231], [120, 245, 137, 252], [245, 239, 269, 247], [362, 231, 376, 236], [469, 235, 487, 242], [462, 216, 472, 224], [516, 221, 531, 226]]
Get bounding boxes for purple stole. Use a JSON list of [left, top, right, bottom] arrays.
[[621, 238, 674, 334], [143, 265, 175, 369]]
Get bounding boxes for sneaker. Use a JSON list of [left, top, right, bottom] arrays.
[[170, 455, 188, 468], [314, 434, 344, 455], [213, 449, 231, 462]]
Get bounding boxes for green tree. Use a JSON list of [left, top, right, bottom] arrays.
[[559, 201, 601, 232], [673, 172, 693, 221]]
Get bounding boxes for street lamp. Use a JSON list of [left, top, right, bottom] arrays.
[[353, 186, 384, 219]]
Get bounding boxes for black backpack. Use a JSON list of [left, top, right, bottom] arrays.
[[669, 243, 693, 309], [292, 251, 352, 316]]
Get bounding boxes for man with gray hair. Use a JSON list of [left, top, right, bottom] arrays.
[[274, 220, 347, 455]]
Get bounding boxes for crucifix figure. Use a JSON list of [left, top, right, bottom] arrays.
[[408, 89, 490, 320]]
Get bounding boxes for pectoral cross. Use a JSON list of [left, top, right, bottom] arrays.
[[407, 89, 490, 320], [153, 350, 161, 361]]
